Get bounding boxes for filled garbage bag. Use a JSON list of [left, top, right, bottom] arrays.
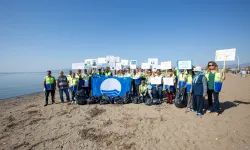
[[145, 98, 153, 106], [100, 94, 112, 105], [122, 92, 132, 104], [87, 96, 101, 104], [75, 90, 88, 105], [152, 99, 162, 105], [174, 87, 187, 108], [113, 96, 123, 104]]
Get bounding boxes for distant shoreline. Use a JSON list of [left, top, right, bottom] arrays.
[[0, 91, 43, 101]]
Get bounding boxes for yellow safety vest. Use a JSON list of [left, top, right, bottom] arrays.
[[139, 85, 147, 93], [187, 75, 192, 84], [178, 73, 186, 81]]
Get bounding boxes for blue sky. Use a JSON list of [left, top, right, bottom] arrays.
[[0, 0, 249, 72]]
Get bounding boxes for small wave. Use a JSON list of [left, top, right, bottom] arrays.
[[101, 90, 119, 97]]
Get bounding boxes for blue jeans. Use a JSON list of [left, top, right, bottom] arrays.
[[59, 88, 70, 102], [193, 95, 204, 114], [152, 86, 163, 100]]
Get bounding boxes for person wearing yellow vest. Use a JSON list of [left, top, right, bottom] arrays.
[[67, 70, 72, 82], [205, 61, 226, 115], [146, 70, 153, 99], [43, 70, 56, 106], [82, 69, 90, 97], [69, 73, 79, 104], [133, 68, 142, 96], [186, 69, 194, 111], [139, 80, 147, 97], [152, 69, 163, 102], [177, 69, 187, 88], [104, 67, 112, 77]]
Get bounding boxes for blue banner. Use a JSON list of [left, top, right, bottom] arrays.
[[92, 76, 132, 97]]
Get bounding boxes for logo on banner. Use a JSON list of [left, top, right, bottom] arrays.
[[100, 78, 121, 97]]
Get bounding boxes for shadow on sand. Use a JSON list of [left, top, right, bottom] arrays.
[[203, 99, 250, 114]]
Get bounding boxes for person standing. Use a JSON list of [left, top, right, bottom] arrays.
[[69, 73, 79, 103], [67, 70, 72, 82], [177, 69, 187, 88], [133, 68, 142, 96], [82, 69, 90, 97], [104, 67, 112, 76], [186, 69, 194, 111], [205, 61, 226, 115], [192, 66, 207, 117], [152, 69, 163, 102], [164, 69, 176, 104], [43, 70, 56, 106], [146, 70, 154, 99], [57, 71, 70, 103]]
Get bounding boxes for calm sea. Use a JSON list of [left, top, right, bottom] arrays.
[[0, 70, 68, 100]]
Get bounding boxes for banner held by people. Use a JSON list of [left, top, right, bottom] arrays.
[[92, 77, 132, 97], [161, 61, 172, 70]]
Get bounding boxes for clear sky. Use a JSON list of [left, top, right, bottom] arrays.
[[0, 0, 249, 72]]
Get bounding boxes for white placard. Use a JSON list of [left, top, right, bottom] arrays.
[[150, 77, 162, 84], [115, 57, 121, 63], [157, 65, 161, 70], [72, 63, 85, 69], [121, 59, 129, 66], [106, 56, 115, 63], [85, 59, 92, 66], [148, 58, 158, 66], [177, 60, 192, 69], [161, 61, 172, 69], [215, 48, 236, 61], [109, 62, 116, 70], [116, 63, 122, 70], [130, 60, 137, 69], [91, 59, 97, 67], [141, 63, 150, 69], [97, 58, 106, 64], [152, 65, 157, 72], [163, 77, 174, 86]]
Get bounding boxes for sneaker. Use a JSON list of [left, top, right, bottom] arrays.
[[74, 101, 77, 104], [197, 113, 202, 117], [71, 101, 75, 104], [44, 104, 48, 106]]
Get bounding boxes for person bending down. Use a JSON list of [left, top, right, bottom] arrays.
[[139, 80, 148, 97]]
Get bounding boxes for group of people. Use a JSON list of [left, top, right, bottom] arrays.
[[43, 61, 226, 116]]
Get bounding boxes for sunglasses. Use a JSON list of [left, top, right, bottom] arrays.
[[208, 64, 215, 66]]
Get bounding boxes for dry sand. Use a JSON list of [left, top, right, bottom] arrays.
[[0, 74, 250, 150]]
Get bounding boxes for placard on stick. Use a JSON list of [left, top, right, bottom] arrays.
[[215, 48, 236, 61]]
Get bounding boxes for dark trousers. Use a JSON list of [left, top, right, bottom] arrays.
[[45, 90, 55, 104], [153, 86, 163, 100], [207, 89, 220, 112], [135, 84, 140, 96], [193, 95, 204, 114], [71, 91, 76, 101]]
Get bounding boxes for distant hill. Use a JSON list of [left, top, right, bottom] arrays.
[[225, 63, 250, 68]]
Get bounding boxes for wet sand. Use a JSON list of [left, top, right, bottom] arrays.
[[0, 74, 250, 150]]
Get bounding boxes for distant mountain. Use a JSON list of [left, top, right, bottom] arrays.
[[224, 63, 250, 68]]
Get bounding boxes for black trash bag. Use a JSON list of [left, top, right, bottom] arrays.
[[132, 97, 139, 104], [113, 96, 123, 104], [87, 96, 101, 104], [75, 90, 88, 105], [174, 87, 187, 108], [100, 94, 112, 105], [138, 96, 146, 103], [153, 99, 162, 105], [145, 98, 153, 106], [122, 92, 132, 104]]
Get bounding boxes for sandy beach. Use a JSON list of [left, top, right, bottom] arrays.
[[0, 74, 250, 150]]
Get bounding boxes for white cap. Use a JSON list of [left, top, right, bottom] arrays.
[[193, 66, 202, 72]]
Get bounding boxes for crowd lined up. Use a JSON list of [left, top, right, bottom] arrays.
[[43, 61, 226, 116]]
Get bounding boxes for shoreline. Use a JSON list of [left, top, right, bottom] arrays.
[[0, 91, 44, 101]]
